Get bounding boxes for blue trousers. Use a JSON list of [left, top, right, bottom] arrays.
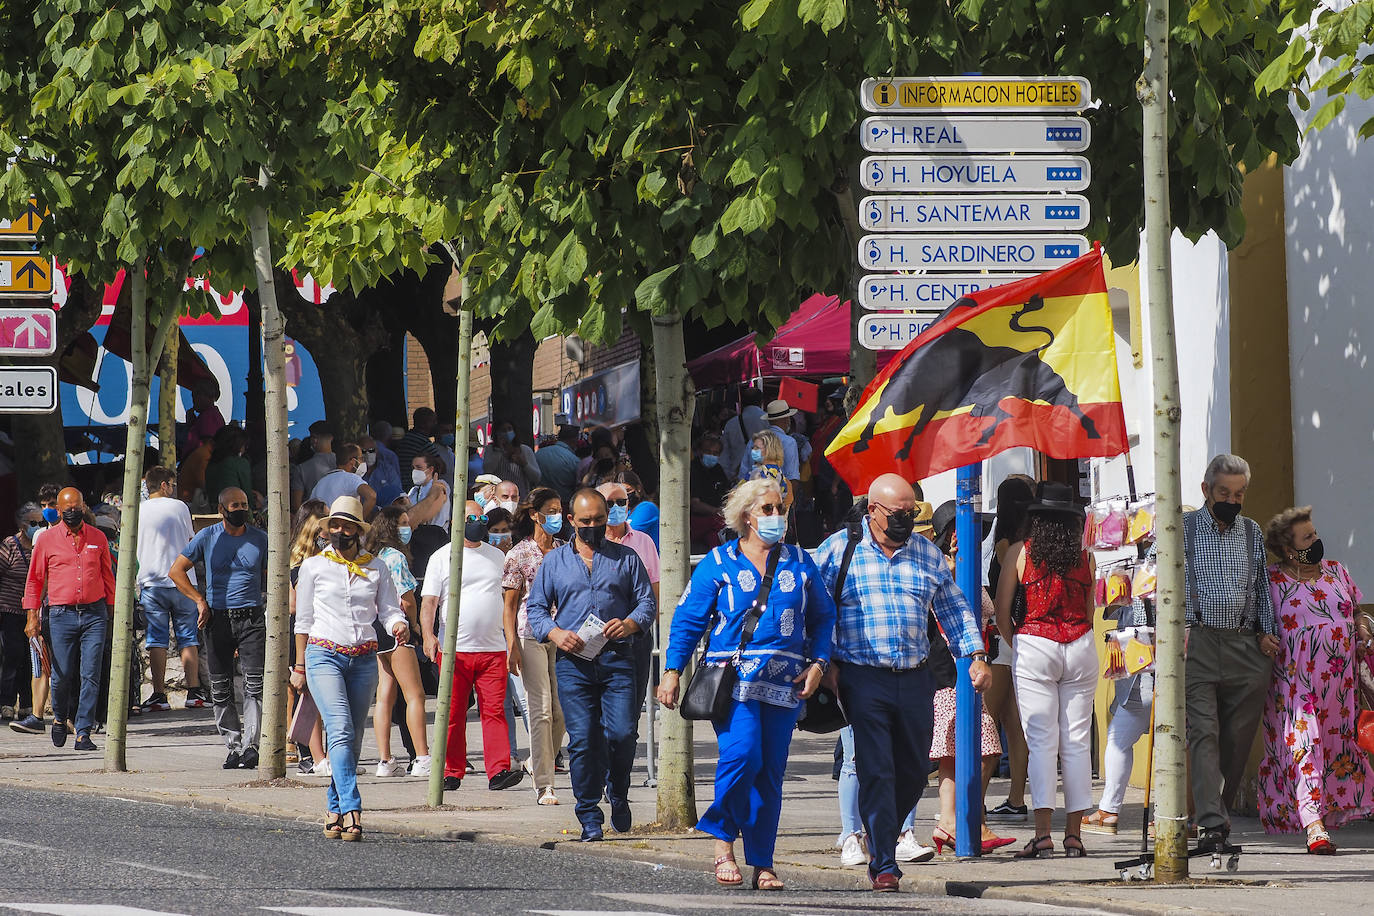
[[556, 647, 638, 831], [697, 698, 800, 869], [48, 602, 108, 736], [306, 644, 379, 815], [838, 662, 935, 879], [838, 725, 918, 843]]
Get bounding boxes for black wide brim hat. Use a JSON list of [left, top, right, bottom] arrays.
[[1026, 480, 1086, 521], [932, 500, 994, 541]]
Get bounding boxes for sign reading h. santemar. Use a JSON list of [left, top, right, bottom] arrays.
[[860, 195, 1089, 232], [862, 76, 1090, 113]]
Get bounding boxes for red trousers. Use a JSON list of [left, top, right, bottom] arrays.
[[442, 651, 509, 779]]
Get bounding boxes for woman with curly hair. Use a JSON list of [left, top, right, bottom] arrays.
[[1257, 506, 1372, 854], [995, 481, 1096, 859]]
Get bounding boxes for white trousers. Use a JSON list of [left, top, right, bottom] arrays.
[[1013, 632, 1097, 814], [1099, 697, 1152, 814]]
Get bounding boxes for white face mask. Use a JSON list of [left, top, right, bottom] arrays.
[[356, 461, 367, 476], [411, 468, 428, 487], [498, 500, 518, 514]]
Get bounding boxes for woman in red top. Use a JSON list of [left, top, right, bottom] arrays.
[[995, 481, 1096, 859]]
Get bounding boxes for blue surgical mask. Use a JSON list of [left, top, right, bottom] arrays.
[[701, 454, 719, 469], [26, 525, 40, 541], [488, 531, 512, 548], [474, 493, 488, 509], [541, 513, 563, 535], [607, 504, 629, 526], [504, 429, 516, 443], [756, 515, 786, 545], [438, 434, 455, 448], [750, 447, 763, 464], [42, 507, 59, 525], [397, 526, 413, 545]]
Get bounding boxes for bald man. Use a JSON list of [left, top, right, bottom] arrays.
[[816, 473, 990, 892], [22, 487, 115, 751], [169, 487, 268, 769], [525, 488, 655, 842]]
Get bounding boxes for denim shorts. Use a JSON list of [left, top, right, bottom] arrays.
[[139, 586, 200, 649]]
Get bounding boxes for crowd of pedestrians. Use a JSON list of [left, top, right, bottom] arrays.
[[2, 378, 1369, 886]]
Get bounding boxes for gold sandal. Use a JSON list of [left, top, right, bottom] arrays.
[[1082, 809, 1119, 834]]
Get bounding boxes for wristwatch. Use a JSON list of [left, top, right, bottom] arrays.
[[969, 652, 989, 662], [809, 658, 830, 675]]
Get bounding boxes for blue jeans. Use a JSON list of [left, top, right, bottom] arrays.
[[306, 644, 379, 815], [697, 698, 799, 869], [48, 602, 109, 736], [555, 647, 638, 831], [838, 726, 918, 844]]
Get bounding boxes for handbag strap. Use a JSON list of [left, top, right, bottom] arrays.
[[733, 546, 782, 659]]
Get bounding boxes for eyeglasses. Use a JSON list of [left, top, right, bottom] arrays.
[[754, 503, 785, 516], [606, 498, 629, 507], [871, 501, 916, 525], [465, 514, 489, 524]]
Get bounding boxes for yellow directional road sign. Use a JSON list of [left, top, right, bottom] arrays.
[[0, 200, 47, 238], [0, 253, 54, 296], [862, 76, 1090, 113]]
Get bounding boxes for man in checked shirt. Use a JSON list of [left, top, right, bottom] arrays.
[[1183, 454, 1279, 851], [816, 473, 990, 892]]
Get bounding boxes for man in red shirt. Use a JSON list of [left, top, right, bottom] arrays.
[[23, 487, 115, 751]]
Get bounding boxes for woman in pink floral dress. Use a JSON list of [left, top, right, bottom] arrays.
[[1257, 506, 1372, 854]]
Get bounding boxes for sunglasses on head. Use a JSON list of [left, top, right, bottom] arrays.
[[466, 514, 489, 524], [754, 503, 785, 516]]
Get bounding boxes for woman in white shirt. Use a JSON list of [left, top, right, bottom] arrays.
[[291, 496, 409, 841]]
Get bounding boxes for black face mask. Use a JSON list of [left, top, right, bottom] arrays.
[[879, 508, 916, 545], [464, 519, 490, 544], [330, 531, 359, 552], [1209, 500, 1242, 525], [223, 508, 249, 528], [1293, 538, 1325, 565], [576, 524, 607, 550], [61, 508, 84, 529], [594, 458, 615, 476]]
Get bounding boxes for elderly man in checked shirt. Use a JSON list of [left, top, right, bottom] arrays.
[[1183, 454, 1279, 852], [816, 473, 990, 892]]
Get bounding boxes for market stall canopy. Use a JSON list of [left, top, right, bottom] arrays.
[[687, 293, 894, 388]]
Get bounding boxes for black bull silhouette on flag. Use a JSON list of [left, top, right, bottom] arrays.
[[851, 294, 1102, 460]]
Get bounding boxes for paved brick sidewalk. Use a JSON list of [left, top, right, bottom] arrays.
[[2, 700, 1371, 915]]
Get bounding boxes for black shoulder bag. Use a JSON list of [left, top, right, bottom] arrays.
[[796, 519, 863, 734], [681, 547, 781, 722]]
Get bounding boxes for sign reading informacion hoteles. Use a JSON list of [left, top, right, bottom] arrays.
[[860, 194, 1089, 232], [859, 273, 1033, 311], [860, 234, 1089, 271], [861, 155, 1090, 193], [0, 306, 58, 356], [0, 200, 47, 238], [0, 366, 58, 414], [0, 252, 53, 296], [859, 311, 945, 349], [861, 115, 1089, 154], [863, 75, 1090, 113]]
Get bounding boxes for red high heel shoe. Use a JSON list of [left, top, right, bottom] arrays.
[[982, 835, 1017, 853], [932, 827, 1017, 854]]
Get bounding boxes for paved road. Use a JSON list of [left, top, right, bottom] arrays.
[[0, 788, 1105, 916]]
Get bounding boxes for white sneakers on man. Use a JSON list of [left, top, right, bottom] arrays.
[[839, 832, 869, 866], [376, 758, 407, 778], [896, 829, 937, 863]]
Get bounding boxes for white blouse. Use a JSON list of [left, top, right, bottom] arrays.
[[294, 550, 406, 647]]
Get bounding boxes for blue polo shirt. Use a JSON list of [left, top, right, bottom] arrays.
[[181, 523, 268, 610]]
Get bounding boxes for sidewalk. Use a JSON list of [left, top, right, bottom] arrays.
[[2, 700, 1371, 916]]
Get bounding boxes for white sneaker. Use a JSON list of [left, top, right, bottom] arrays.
[[375, 757, 406, 778], [313, 758, 332, 778], [537, 786, 558, 805], [896, 830, 937, 863], [409, 755, 432, 777], [840, 832, 869, 867]]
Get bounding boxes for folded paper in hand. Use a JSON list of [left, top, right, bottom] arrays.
[[574, 614, 608, 660]]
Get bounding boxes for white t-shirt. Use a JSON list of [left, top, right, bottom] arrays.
[[311, 469, 365, 507], [421, 541, 506, 652], [136, 496, 195, 589]]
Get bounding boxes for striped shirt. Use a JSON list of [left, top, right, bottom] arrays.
[[0, 535, 32, 614], [1182, 508, 1277, 636], [815, 518, 982, 668]]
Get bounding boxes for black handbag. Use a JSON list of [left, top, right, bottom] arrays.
[[680, 547, 781, 722], [795, 683, 846, 733]]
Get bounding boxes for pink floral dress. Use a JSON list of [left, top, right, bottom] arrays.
[[1257, 560, 1372, 833]]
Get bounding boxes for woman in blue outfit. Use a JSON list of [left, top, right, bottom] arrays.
[[657, 478, 836, 891]]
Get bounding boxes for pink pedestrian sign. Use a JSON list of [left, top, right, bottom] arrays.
[[0, 306, 58, 356]]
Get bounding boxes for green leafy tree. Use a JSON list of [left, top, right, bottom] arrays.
[[1252, 0, 1374, 137]]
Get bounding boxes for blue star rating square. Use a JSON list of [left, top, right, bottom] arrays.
[[1045, 205, 1082, 220], [1045, 126, 1084, 142], [1046, 165, 1084, 181], [1045, 243, 1082, 259]]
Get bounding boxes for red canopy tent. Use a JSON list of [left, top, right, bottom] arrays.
[[686, 293, 894, 388]]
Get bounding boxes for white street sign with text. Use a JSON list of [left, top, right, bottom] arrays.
[[859, 273, 1034, 311], [861, 116, 1090, 153], [860, 194, 1089, 232]]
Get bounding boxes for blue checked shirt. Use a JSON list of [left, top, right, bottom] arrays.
[[815, 519, 983, 668], [1182, 509, 1277, 636]]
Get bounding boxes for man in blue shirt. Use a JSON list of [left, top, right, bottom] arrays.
[[361, 429, 403, 508], [536, 425, 581, 504], [526, 488, 655, 842], [815, 473, 990, 892], [168, 487, 269, 770]]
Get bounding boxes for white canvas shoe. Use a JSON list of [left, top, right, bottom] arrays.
[[840, 832, 869, 867]]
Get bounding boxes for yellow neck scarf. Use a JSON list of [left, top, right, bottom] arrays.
[[322, 547, 374, 578]]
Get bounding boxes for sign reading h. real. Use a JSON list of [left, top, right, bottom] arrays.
[[861, 194, 1089, 232], [859, 274, 1033, 311], [860, 234, 1089, 271], [861, 116, 1090, 153], [862, 76, 1090, 113], [861, 155, 1090, 193]]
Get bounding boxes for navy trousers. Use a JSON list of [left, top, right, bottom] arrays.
[[556, 645, 638, 832]]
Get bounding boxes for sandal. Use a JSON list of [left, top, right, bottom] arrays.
[[1014, 835, 1055, 858], [714, 855, 743, 886], [339, 811, 363, 842], [1082, 809, 1118, 834], [1063, 834, 1087, 858], [322, 815, 342, 839], [1307, 827, 1336, 855], [751, 867, 784, 891]]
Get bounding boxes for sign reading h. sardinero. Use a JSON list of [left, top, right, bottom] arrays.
[[862, 76, 1090, 113]]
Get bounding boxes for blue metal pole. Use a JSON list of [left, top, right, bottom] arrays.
[[954, 463, 983, 857]]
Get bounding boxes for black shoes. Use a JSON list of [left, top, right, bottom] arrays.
[[579, 825, 604, 842], [238, 747, 259, 769], [51, 720, 68, 748], [443, 776, 462, 791], [224, 751, 242, 769], [610, 799, 632, 833], [73, 733, 96, 751], [489, 768, 524, 791]]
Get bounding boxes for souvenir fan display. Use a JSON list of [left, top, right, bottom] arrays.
[[1103, 626, 1155, 679]]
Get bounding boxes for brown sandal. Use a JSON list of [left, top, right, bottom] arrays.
[[714, 855, 742, 885], [322, 815, 342, 839], [339, 811, 363, 842], [752, 867, 784, 891], [1082, 810, 1119, 835]]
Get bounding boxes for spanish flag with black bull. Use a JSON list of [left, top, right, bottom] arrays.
[[826, 246, 1128, 491]]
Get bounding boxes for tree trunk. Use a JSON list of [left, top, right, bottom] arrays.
[[487, 329, 538, 445], [245, 287, 265, 440], [250, 185, 294, 781], [158, 342, 178, 470], [651, 311, 697, 829], [1142, 0, 1188, 883]]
